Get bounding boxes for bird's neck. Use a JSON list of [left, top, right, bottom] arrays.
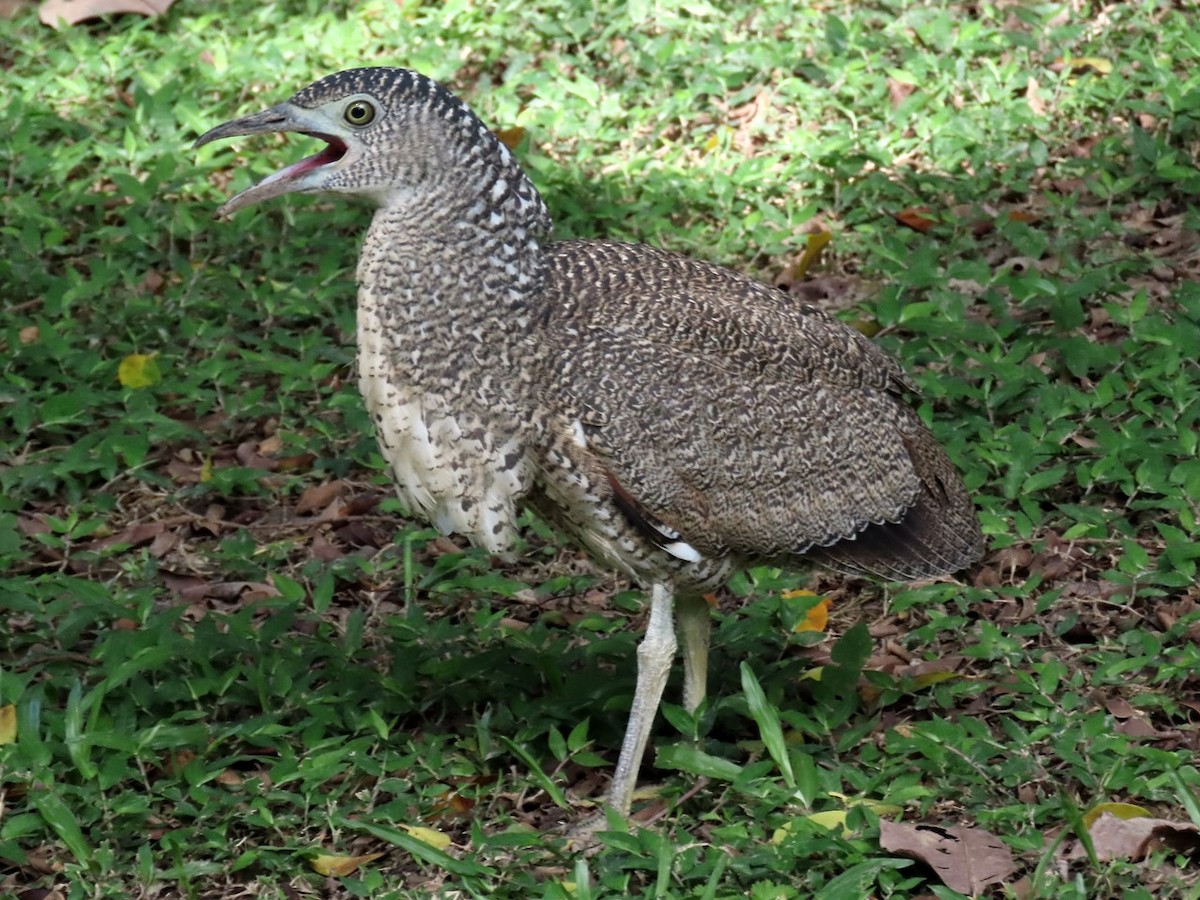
[[356, 203, 545, 377]]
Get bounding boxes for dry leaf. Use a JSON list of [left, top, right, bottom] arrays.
[[1114, 716, 1163, 738], [235, 441, 277, 471], [1025, 77, 1046, 116], [296, 481, 345, 514], [880, 820, 1017, 895], [1077, 811, 1200, 861], [275, 452, 317, 472], [39, 0, 174, 26], [887, 76, 916, 109], [310, 531, 344, 561], [429, 787, 476, 816], [894, 207, 937, 233], [140, 270, 166, 295], [87, 521, 165, 552], [1, 0, 34, 19]]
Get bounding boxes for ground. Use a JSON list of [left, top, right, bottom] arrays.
[[2, 1, 1199, 898]]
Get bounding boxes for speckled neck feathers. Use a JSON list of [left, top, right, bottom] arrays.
[[323, 69, 550, 552]]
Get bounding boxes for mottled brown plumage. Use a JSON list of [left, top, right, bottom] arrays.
[[196, 67, 983, 823]]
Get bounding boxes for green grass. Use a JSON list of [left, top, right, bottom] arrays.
[[3, 1, 1200, 897]]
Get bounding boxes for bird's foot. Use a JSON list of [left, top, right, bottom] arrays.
[[557, 783, 681, 851]]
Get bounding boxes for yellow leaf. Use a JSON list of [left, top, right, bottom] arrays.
[[781, 589, 818, 600], [782, 589, 830, 633], [806, 810, 850, 834], [402, 824, 452, 850], [309, 851, 385, 877], [801, 666, 824, 682], [1083, 802, 1150, 829], [1061, 56, 1113, 75], [771, 810, 850, 842], [773, 795, 901, 843], [0, 704, 16, 744], [199, 456, 213, 483], [794, 598, 830, 633], [790, 231, 834, 280], [852, 318, 882, 338], [117, 353, 161, 389], [493, 126, 526, 150], [828, 793, 903, 817], [909, 671, 960, 689]]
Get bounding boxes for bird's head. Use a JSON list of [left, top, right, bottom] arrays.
[[195, 67, 550, 232]]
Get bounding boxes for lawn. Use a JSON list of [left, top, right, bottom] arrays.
[[3, 0, 1200, 897]]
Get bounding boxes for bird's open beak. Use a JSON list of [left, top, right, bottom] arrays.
[[194, 103, 349, 217]]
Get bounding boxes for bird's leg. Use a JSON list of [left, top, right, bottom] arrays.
[[676, 594, 712, 714], [604, 583, 676, 817]]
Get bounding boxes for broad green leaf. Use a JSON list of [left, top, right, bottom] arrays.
[[32, 792, 92, 867], [655, 744, 743, 782]]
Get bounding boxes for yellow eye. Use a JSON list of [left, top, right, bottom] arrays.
[[344, 100, 376, 127]]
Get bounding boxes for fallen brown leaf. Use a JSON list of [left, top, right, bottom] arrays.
[[1025, 77, 1046, 117], [1072, 811, 1200, 861], [888, 76, 916, 109], [880, 820, 1017, 895], [894, 207, 938, 233], [296, 480, 346, 515], [1, 0, 33, 19], [87, 520, 165, 552]]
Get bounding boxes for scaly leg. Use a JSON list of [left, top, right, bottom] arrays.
[[604, 583, 676, 817], [676, 593, 711, 713]]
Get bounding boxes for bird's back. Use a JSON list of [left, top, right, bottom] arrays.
[[527, 240, 982, 585]]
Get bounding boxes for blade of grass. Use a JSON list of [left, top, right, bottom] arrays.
[[333, 815, 492, 878], [498, 734, 569, 809], [740, 661, 795, 789]]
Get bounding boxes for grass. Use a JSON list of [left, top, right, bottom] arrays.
[[3, 0, 1200, 897]]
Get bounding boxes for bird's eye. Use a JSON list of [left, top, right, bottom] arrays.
[[344, 100, 376, 127]]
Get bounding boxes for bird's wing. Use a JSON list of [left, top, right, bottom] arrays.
[[534, 240, 982, 580]]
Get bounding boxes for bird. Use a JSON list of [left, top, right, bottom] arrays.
[[195, 67, 984, 822]]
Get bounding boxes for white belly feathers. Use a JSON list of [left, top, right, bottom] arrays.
[[357, 303, 528, 555]]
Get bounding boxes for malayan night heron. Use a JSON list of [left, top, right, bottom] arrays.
[[195, 67, 983, 822]]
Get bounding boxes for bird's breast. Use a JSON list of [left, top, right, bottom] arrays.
[[356, 291, 531, 556]]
